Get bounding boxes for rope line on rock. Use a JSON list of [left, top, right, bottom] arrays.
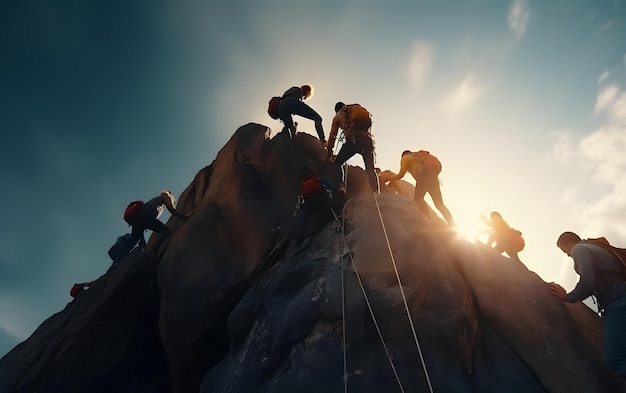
[[372, 192, 434, 393], [339, 180, 348, 393], [333, 163, 405, 393]]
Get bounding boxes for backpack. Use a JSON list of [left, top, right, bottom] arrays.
[[344, 104, 372, 133], [123, 200, 144, 224], [586, 237, 626, 268], [69, 283, 84, 298], [107, 233, 135, 261], [413, 150, 442, 174], [268, 96, 281, 119], [300, 175, 327, 200]]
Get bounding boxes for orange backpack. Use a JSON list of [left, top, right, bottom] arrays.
[[506, 229, 525, 252], [344, 104, 372, 134], [413, 150, 442, 174]]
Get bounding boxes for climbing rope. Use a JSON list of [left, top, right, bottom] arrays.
[[340, 178, 348, 393], [330, 148, 434, 392], [372, 193, 434, 393], [334, 163, 405, 393]]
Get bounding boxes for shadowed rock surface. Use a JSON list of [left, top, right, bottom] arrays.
[[1, 123, 625, 393]]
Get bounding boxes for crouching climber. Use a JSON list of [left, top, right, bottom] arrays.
[[480, 211, 525, 261], [122, 190, 190, 259], [293, 172, 345, 244]]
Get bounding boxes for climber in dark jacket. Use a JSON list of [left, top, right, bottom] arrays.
[[122, 190, 190, 259], [293, 172, 345, 244], [548, 231, 626, 380], [278, 84, 326, 142]]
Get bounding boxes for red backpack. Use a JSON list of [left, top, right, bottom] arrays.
[[268, 96, 281, 119], [123, 200, 144, 224], [300, 176, 325, 200]]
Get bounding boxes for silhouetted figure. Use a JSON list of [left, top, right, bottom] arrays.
[[480, 211, 524, 261], [122, 190, 190, 259], [278, 84, 325, 142], [327, 102, 379, 193], [548, 231, 626, 380], [70, 281, 95, 298], [293, 172, 345, 244], [384, 150, 455, 226]]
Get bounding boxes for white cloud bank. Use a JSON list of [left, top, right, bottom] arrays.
[[554, 81, 626, 240]]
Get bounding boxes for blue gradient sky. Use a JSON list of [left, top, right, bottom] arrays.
[[1, 1, 626, 357]]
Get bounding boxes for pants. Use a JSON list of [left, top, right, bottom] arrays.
[[278, 97, 325, 141], [333, 134, 379, 193], [414, 170, 454, 226], [124, 210, 170, 257], [604, 295, 626, 377]]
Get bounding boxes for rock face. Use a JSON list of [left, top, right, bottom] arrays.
[[2, 123, 626, 393]]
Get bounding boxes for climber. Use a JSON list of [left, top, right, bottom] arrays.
[[69, 280, 95, 298], [122, 190, 190, 259], [327, 102, 379, 194], [480, 211, 524, 261], [278, 84, 326, 142], [293, 170, 345, 244], [383, 150, 455, 226], [548, 231, 626, 380]]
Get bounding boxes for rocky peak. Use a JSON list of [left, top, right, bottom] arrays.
[[1, 123, 625, 393]]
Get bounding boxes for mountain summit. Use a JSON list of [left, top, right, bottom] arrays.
[[1, 123, 624, 393]]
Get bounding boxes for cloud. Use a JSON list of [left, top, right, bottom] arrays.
[[597, 69, 610, 85], [594, 84, 626, 123], [594, 84, 620, 114], [443, 72, 485, 113], [554, 80, 626, 240], [552, 130, 577, 164], [406, 41, 434, 89], [599, 21, 614, 32], [508, 0, 530, 39]]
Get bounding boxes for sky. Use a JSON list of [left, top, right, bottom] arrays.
[[1, 0, 626, 358]]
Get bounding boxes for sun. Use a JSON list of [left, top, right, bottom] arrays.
[[452, 213, 487, 244]]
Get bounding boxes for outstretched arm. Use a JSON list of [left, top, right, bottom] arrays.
[[326, 114, 341, 159], [161, 191, 190, 219], [386, 155, 410, 182]]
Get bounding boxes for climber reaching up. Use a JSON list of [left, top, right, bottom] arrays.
[[384, 150, 454, 226], [121, 190, 190, 259], [326, 102, 379, 194], [548, 231, 626, 380]]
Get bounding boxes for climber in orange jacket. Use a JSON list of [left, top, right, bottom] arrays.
[[480, 211, 524, 261], [326, 102, 379, 193], [384, 150, 454, 226]]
